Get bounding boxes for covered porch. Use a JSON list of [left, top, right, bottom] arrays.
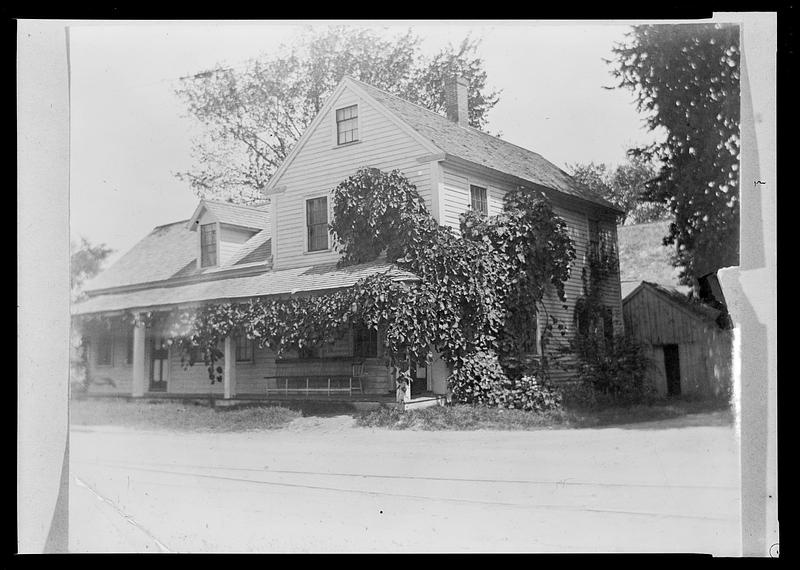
[[76, 310, 449, 402]]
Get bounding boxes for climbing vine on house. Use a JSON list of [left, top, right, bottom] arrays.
[[77, 168, 576, 411], [560, 233, 653, 403]]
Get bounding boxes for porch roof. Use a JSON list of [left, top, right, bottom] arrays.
[[72, 259, 418, 316]]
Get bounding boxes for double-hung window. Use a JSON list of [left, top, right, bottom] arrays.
[[470, 185, 488, 215], [588, 219, 600, 258], [235, 334, 254, 362], [96, 334, 113, 366], [336, 105, 359, 145], [200, 223, 217, 267], [306, 197, 329, 252]]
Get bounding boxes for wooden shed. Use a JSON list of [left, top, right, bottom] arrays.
[[623, 281, 733, 397]]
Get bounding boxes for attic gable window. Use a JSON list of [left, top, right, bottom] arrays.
[[470, 185, 488, 215], [306, 197, 329, 252], [336, 105, 359, 145], [200, 223, 217, 267]]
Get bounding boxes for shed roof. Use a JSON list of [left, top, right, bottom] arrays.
[[348, 77, 622, 213], [73, 259, 418, 315], [624, 281, 721, 324]]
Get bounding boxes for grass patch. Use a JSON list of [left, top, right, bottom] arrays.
[[70, 398, 301, 432], [357, 405, 571, 430], [357, 398, 733, 431]]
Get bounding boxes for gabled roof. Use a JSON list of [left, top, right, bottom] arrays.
[[73, 259, 418, 315], [187, 199, 270, 231], [345, 77, 622, 213], [624, 281, 722, 325]]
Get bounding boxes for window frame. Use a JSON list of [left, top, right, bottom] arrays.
[[470, 184, 488, 215], [306, 196, 330, 253], [335, 104, 359, 146], [200, 222, 218, 267], [234, 334, 255, 363], [96, 334, 114, 367]]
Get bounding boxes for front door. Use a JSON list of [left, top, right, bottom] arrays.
[[663, 344, 681, 396], [149, 334, 169, 392], [410, 362, 428, 397]]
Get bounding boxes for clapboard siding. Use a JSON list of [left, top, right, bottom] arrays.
[[271, 87, 433, 270], [439, 164, 623, 384], [233, 343, 277, 395], [219, 225, 257, 266]]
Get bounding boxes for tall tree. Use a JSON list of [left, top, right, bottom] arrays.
[[70, 237, 113, 300], [175, 27, 500, 203], [608, 23, 740, 284], [567, 156, 670, 225]]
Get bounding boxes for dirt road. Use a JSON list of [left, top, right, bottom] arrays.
[[69, 413, 740, 554]]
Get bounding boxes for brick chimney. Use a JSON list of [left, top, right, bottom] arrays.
[[445, 76, 470, 127]]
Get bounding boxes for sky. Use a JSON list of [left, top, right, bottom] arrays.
[[68, 20, 664, 264]]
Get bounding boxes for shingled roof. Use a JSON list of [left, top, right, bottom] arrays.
[[348, 77, 620, 212], [73, 259, 418, 315], [82, 218, 272, 294]]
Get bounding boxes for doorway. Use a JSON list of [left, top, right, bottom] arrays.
[[410, 362, 428, 397], [149, 334, 169, 392], [663, 344, 681, 396]]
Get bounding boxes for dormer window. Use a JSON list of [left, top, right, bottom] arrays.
[[200, 223, 218, 267], [336, 105, 359, 145]]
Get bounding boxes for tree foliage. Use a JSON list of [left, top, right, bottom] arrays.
[[608, 23, 740, 284], [176, 27, 500, 202], [567, 156, 670, 225], [70, 237, 114, 298]]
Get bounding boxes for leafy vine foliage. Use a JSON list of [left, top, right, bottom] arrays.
[[77, 169, 575, 411]]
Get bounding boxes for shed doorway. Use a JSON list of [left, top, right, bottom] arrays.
[[663, 344, 681, 396]]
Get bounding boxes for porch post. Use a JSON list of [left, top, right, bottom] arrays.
[[131, 318, 146, 397], [224, 336, 237, 399]]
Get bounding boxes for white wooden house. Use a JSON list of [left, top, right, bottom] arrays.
[[73, 76, 624, 400]]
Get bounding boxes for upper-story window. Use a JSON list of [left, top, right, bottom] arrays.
[[470, 185, 488, 215], [336, 105, 359, 145], [306, 197, 329, 252], [588, 219, 600, 258], [588, 218, 614, 259], [200, 223, 217, 267]]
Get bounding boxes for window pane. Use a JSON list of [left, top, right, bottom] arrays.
[[201, 223, 217, 267], [470, 185, 488, 214], [336, 105, 359, 145], [307, 198, 328, 251]]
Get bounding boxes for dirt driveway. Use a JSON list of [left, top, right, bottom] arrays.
[[69, 413, 740, 554]]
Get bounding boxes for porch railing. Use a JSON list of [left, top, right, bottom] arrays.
[[263, 375, 364, 397]]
